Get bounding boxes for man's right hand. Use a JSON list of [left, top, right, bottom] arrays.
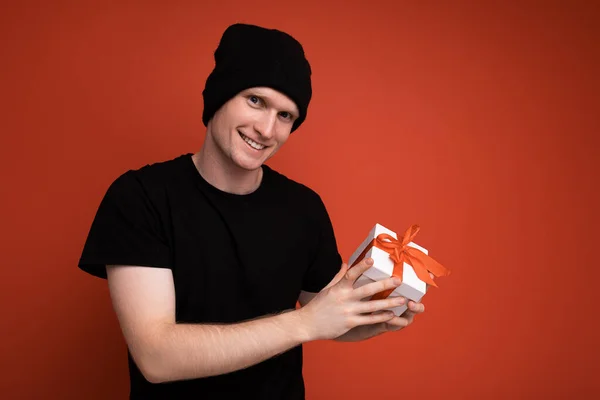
[[297, 257, 405, 341]]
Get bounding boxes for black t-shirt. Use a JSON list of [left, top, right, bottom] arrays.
[[78, 153, 342, 399]]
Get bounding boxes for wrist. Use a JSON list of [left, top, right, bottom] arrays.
[[282, 307, 314, 344]]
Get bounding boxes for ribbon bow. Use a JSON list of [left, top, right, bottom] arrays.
[[350, 224, 450, 300]]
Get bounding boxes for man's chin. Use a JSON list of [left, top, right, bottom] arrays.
[[234, 151, 272, 170], [233, 157, 265, 172]]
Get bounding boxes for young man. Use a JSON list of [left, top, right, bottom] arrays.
[[79, 23, 425, 399]]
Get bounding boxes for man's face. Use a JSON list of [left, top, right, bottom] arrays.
[[207, 87, 300, 172]]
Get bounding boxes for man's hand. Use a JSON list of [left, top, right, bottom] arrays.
[[296, 258, 406, 341], [334, 270, 435, 342], [334, 300, 425, 342]]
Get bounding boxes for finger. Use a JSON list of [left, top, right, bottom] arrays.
[[398, 302, 424, 323], [384, 316, 409, 331], [353, 276, 402, 299], [344, 257, 375, 285], [401, 310, 416, 324], [354, 309, 395, 326], [407, 300, 425, 313], [402, 310, 421, 323], [355, 296, 406, 314], [324, 263, 348, 290]]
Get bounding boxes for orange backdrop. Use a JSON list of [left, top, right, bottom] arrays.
[[2, 1, 599, 399]]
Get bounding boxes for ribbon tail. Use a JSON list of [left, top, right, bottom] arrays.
[[403, 252, 441, 287], [409, 258, 439, 287], [409, 248, 451, 278]]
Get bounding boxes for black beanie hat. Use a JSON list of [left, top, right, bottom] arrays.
[[202, 23, 312, 132]]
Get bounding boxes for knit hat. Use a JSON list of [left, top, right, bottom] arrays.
[[202, 23, 312, 132]]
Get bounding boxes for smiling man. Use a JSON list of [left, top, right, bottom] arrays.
[[78, 23, 426, 399]]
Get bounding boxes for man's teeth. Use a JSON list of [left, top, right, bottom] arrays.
[[240, 133, 266, 150]]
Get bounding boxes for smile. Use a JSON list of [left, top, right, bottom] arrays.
[[239, 131, 266, 150]]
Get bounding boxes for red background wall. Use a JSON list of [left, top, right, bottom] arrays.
[[2, 1, 599, 398]]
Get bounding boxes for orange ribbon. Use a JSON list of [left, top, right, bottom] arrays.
[[350, 225, 450, 300]]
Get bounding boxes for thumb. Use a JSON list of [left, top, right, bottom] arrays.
[[323, 263, 349, 290]]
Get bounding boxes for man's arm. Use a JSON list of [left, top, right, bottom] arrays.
[[107, 259, 405, 383], [106, 265, 310, 384]]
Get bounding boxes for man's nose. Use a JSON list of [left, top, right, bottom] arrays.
[[254, 112, 277, 139]]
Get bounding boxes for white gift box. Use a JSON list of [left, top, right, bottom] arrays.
[[348, 223, 429, 316]]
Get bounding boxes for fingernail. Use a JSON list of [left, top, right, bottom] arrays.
[[366, 258, 374, 265], [392, 277, 402, 285]]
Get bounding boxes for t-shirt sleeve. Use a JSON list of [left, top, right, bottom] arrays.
[[78, 171, 171, 279], [301, 195, 343, 293]]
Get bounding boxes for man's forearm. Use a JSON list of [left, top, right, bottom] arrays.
[[140, 309, 310, 383]]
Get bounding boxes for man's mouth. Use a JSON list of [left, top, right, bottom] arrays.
[[239, 131, 266, 150]]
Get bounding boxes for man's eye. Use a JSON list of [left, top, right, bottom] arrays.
[[249, 96, 260, 104], [280, 112, 291, 120]]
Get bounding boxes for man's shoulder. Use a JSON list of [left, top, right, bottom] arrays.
[[111, 153, 191, 186], [129, 153, 191, 181], [102, 153, 192, 203]]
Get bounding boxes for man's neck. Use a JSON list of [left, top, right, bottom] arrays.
[[192, 146, 263, 195]]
